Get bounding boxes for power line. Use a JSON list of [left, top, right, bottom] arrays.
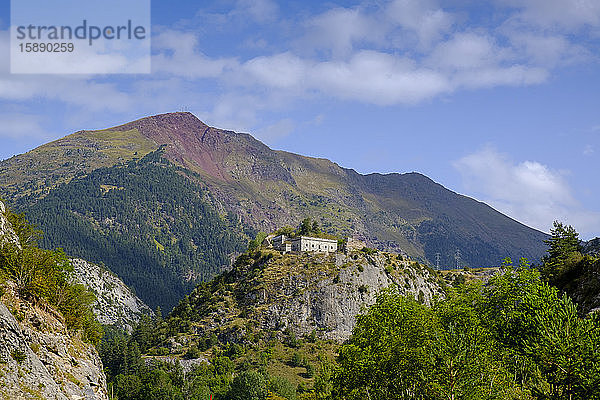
[[454, 249, 461, 269]]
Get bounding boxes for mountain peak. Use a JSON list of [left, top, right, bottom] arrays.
[[0, 112, 548, 270], [112, 111, 210, 142], [111, 112, 248, 180]]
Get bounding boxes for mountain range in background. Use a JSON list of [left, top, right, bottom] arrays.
[[0, 112, 549, 311]]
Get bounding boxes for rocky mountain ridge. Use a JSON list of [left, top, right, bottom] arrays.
[[584, 237, 600, 257], [0, 112, 549, 271]]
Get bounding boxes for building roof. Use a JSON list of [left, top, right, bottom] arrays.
[[291, 235, 337, 243]]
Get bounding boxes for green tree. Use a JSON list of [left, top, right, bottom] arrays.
[[274, 226, 295, 237], [542, 221, 582, 282], [0, 206, 102, 344], [269, 375, 297, 400], [311, 221, 321, 235], [248, 231, 268, 251], [427, 284, 512, 400], [228, 370, 268, 400], [298, 218, 313, 236], [483, 263, 600, 399], [333, 288, 435, 399], [524, 295, 600, 399]]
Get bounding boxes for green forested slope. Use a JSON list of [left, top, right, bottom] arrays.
[[14, 149, 251, 311]]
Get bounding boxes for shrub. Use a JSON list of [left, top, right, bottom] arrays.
[[184, 345, 202, 359], [228, 370, 268, 400], [11, 349, 26, 364], [269, 375, 297, 400], [0, 209, 102, 345], [291, 352, 303, 367]]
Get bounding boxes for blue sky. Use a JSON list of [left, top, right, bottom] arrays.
[[1, 0, 599, 238]]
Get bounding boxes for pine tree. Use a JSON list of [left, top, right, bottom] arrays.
[[542, 221, 581, 282]]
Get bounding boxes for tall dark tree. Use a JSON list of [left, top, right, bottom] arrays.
[[542, 221, 582, 283], [298, 218, 313, 236]]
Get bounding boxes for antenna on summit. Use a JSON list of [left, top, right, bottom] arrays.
[[435, 253, 441, 270], [179, 105, 190, 112]]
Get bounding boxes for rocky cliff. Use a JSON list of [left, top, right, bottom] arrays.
[[0, 201, 18, 246], [584, 238, 600, 257], [163, 248, 443, 354], [71, 259, 153, 333], [253, 251, 441, 341], [0, 201, 109, 400], [0, 287, 108, 400]]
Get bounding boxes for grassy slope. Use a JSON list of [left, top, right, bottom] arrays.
[[0, 128, 158, 200]]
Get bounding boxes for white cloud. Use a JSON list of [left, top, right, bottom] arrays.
[[498, 0, 600, 30], [453, 65, 548, 89], [0, 113, 49, 139], [0, 0, 598, 136], [298, 0, 454, 57], [255, 118, 295, 143], [199, 92, 266, 134], [302, 7, 383, 58], [504, 32, 590, 66], [231, 0, 280, 24], [241, 52, 309, 90], [152, 30, 239, 78], [309, 51, 450, 104], [386, 0, 454, 48], [429, 33, 503, 70], [584, 144, 594, 156], [195, 0, 280, 26], [454, 147, 600, 237]]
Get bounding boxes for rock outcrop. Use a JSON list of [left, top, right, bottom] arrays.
[[255, 252, 440, 341], [0, 201, 109, 399], [0, 290, 108, 400], [0, 201, 19, 246], [584, 238, 600, 257], [175, 249, 443, 346], [70, 259, 153, 332]]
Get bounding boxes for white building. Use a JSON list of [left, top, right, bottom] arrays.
[[271, 234, 337, 253]]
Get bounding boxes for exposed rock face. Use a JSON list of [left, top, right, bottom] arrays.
[[0, 201, 19, 246], [584, 238, 600, 257], [0, 294, 108, 400], [0, 201, 109, 399], [254, 252, 440, 341], [70, 259, 153, 332], [183, 250, 443, 345]]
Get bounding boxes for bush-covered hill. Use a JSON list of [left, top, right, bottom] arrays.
[[98, 235, 600, 400], [98, 245, 444, 400], [13, 149, 251, 311]]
